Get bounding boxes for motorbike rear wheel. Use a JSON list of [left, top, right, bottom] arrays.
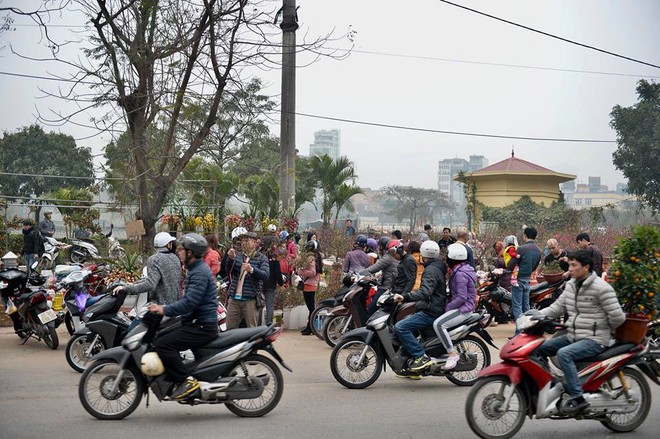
[[446, 335, 491, 386], [224, 354, 283, 417], [42, 323, 59, 350], [69, 246, 88, 264], [323, 315, 353, 348], [79, 359, 143, 420], [66, 333, 106, 373], [330, 338, 382, 389], [465, 376, 527, 439], [309, 305, 331, 340], [600, 367, 651, 433]]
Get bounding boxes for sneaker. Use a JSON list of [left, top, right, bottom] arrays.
[[561, 396, 589, 415], [408, 354, 432, 371], [395, 371, 422, 380], [170, 377, 200, 400], [442, 355, 460, 371]]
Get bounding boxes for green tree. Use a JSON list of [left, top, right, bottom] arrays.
[[310, 155, 362, 227], [384, 185, 449, 232], [0, 125, 94, 204], [610, 80, 660, 212]]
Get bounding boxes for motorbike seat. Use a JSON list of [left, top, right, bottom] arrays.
[[202, 326, 269, 350], [529, 282, 549, 293], [578, 343, 637, 364]]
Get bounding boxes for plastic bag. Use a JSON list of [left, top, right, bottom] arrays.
[[5, 298, 17, 314], [74, 291, 91, 312]]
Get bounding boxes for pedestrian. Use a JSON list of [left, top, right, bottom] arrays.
[[279, 230, 298, 262], [391, 230, 403, 240], [507, 226, 542, 334], [39, 210, 55, 238], [545, 238, 569, 272], [492, 241, 512, 292], [344, 219, 356, 236], [21, 219, 41, 269], [297, 240, 321, 335], [203, 234, 221, 277], [423, 224, 433, 240], [437, 227, 457, 255], [307, 230, 322, 255], [575, 232, 603, 277], [456, 230, 476, 270], [261, 236, 283, 325]]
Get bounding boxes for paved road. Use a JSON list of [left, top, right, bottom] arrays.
[[0, 322, 658, 439]]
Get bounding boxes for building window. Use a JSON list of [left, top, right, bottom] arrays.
[[585, 198, 592, 206]]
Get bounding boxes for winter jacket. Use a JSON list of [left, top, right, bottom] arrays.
[[585, 243, 604, 277], [507, 239, 542, 279], [263, 257, 284, 290], [403, 258, 448, 318], [391, 253, 417, 294], [446, 263, 477, 314], [287, 241, 297, 261], [123, 250, 182, 305], [227, 252, 270, 300], [297, 252, 320, 291], [360, 253, 399, 290], [39, 219, 55, 237], [164, 259, 218, 326], [503, 245, 518, 268], [411, 251, 424, 290], [493, 256, 512, 291], [22, 227, 41, 255], [541, 272, 625, 345], [203, 248, 221, 277], [342, 248, 371, 274]]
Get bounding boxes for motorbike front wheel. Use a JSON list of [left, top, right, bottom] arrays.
[[224, 354, 283, 417], [69, 246, 88, 264], [465, 376, 527, 439], [309, 305, 331, 340], [600, 367, 651, 433], [330, 338, 382, 389], [79, 359, 144, 420], [445, 335, 491, 386], [66, 333, 106, 373], [322, 315, 353, 348]]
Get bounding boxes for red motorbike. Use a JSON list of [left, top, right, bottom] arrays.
[[465, 312, 654, 438]]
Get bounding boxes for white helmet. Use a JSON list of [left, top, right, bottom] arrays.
[[447, 243, 468, 261], [420, 241, 440, 259], [231, 227, 248, 240], [154, 232, 176, 248], [140, 352, 165, 376], [267, 224, 277, 232]]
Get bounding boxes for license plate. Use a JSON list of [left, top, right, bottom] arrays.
[[38, 309, 58, 324]]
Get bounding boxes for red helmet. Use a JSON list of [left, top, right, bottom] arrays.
[[387, 239, 402, 252]]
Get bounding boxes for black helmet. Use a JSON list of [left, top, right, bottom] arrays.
[[377, 236, 391, 250], [304, 240, 318, 252], [177, 233, 208, 258], [355, 234, 368, 248]]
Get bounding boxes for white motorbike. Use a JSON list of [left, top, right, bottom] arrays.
[[69, 225, 125, 264], [38, 236, 71, 271]]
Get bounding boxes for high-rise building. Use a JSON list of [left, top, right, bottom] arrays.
[[438, 155, 488, 208], [468, 155, 489, 172], [309, 129, 340, 160]]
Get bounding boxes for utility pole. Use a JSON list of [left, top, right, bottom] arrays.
[[278, 0, 298, 214]]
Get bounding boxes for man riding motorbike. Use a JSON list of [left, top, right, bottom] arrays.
[[147, 233, 219, 400], [536, 249, 625, 415], [393, 240, 447, 371]]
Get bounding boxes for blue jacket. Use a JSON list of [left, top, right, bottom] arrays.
[[507, 239, 542, 279], [164, 259, 218, 326], [228, 252, 270, 300]]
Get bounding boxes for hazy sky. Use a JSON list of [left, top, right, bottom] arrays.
[[1, 0, 659, 192]]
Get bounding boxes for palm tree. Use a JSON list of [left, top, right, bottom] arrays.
[[332, 183, 363, 226], [310, 155, 362, 227]]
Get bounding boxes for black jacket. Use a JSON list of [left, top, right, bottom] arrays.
[[22, 227, 41, 255], [263, 257, 284, 290], [391, 253, 417, 294], [403, 258, 447, 318]]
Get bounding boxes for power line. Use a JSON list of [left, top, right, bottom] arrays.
[[0, 171, 223, 183], [437, 0, 660, 70]]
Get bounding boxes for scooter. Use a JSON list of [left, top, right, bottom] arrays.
[[530, 276, 568, 310], [78, 313, 290, 420], [69, 224, 124, 264], [38, 236, 70, 271], [476, 269, 513, 324], [465, 312, 655, 439], [309, 277, 353, 340], [329, 291, 496, 388]]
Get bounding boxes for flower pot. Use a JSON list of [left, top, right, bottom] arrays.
[[615, 316, 649, 344], [541, 273, 564, 284]]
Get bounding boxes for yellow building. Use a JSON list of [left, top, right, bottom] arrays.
[[456, 152, 576, 208]]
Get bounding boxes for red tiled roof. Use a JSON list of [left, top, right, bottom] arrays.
[[473, 153, 553, 174]]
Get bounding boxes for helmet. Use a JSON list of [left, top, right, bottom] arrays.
[[355, 234, 368, 248], [447, 243, 468, 261], [154, 232, 176, 248], [418, 233, 429, 242], [387, 239, 402, 252], [267, 224, 277, 232], [420, 241, 440, 259], [366, 238, 378, 252], [304, 240, 318, 252], [231, 227, 248, 240], [504, 235, 518, 247], [279, 230, 289, 241], [177, 233, 208, 258], [377, 236, 391, 250], [140, 352, 165, 376]]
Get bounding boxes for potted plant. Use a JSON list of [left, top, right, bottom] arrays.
[[539, 260, 565, 284], [608, 225, 660, 344]]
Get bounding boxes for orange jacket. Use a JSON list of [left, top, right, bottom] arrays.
[[411, 251, 425, 290]]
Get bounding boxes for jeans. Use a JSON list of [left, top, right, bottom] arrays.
[[394, 311, 436, 358], [433, 309, 471, 353], [263, 288, 276, 325], [535, 334, 605, 397], [512, 277, 530, 332], [25, 253, 38, 270]]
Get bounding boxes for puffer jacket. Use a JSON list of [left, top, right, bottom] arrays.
[[297, 252, 320, 291], [446, 262, 477, 313], [403, 258, 447, 318], [541, 272, 625, 345], [228, 251, 270, 300], [123, 250, 182, 305], [164, 259, 218, 326], [391, 253, 417, 294], [359, 253, 399, 290], [342, 248, 371, 273]]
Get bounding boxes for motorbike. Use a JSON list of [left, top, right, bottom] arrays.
[[69, 225, 125, 264], [322, 275, 379, 347], [38, 236, 70, 271], [58, 264, 108, 335], [309, 280, 352, 340], [465, 312, 655, 439], [0, 262, 61, 349], [78, 312, 290, 420], [329, 292, 496, 388], [640, 318, 660, 381], [476, 270, 513, 324], [530, 276, 567, 310]]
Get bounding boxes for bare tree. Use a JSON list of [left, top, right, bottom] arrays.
[[384, 185, 450, 233]]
